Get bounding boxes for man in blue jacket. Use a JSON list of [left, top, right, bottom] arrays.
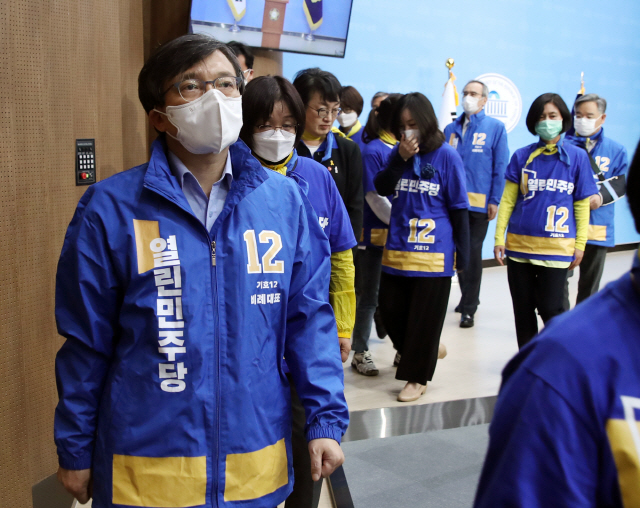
[[564, 93, 628, 306], [54, 34, 349, 508], [444, 80, 509, 327], [474, 138, 640, 507]]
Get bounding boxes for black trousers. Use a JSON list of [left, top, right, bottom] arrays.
[[562, 244, 608, 310], [285, 374, 322, 508], [507, 259, 568, 348], [458, 211, 490, 316], [577, 244, 608, 304], [378, 273, 451, 385]]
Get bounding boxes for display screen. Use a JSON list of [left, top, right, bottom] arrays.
[[190, 0, 354, 58]]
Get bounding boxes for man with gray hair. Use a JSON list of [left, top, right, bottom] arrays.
[[444, 80, 509, 328], [564, 93, 628, 305]]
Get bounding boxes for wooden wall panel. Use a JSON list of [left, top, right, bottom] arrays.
[[0, 1, 147, 506]]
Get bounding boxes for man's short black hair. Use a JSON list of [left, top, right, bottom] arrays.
[[525, 93, 572, 136], [292, 68, 341, 106], [390, 92, 444, 153], [239, 76, 306, 153], [340, 86, 364, 117], [227, 41, 254, 69], [138, 34, 243, 113], [627, 139, 640, 232]]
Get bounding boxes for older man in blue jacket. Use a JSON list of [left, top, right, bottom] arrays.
[[444, 80, 509, 328], [54, 34, 348, 508]]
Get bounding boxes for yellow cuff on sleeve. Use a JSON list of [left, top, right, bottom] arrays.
[[574, 197, 591, 251], [329, 249, 356, 337]]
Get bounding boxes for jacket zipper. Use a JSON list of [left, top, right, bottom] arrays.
[[210, 238, 221, 507]]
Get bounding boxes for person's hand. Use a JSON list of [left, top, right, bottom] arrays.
[[308, 438, 345, 481], [569, 248, 584, 270], [494, 245, 506, 266], [590, 193, 603, 210], [338, 337, 351, 363], [487, 204, 498, 221], [57, 467, 92, 504], [398, 133, 420, 161]]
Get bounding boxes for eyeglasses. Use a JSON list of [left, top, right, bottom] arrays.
[[256, 124, 298, 134], [164, 76, 243, 102], [308, 106, 341, 119]]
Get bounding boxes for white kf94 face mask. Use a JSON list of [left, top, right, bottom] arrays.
[[573, 115, 601, 137], [252, 129, 296, 163], [404, 129, 421, 144], [337, 111, 358, 128], [155, 89, 243, 155], [463, 95, 480, 115]]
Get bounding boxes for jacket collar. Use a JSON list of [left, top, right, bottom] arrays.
[[451, 109, 485, 136], [566, 126, 605, 147], [144, 137, 270, 236]]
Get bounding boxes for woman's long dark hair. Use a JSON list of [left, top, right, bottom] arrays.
[[362, 93, 403, 144], [390, 92, 444, 153]]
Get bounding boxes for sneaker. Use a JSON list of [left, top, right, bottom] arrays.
[[373, 307, 387, 338], [460, 314, 474, 328], [351, 351, 379, 376], [393, 352, 401, 367], [438, 343, 447, 359]]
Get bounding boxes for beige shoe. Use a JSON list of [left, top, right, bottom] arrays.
[[397, 382, 427, 402], [438, 343, 447, 360]]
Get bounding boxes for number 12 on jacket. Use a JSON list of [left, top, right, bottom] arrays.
[[408, 218, 436, 244], [243, 230, 285, 274]]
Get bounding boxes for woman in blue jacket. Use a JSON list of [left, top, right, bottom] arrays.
[[494, 93, 598, 348], [239, 75, 356, 508], [375, 93, 470, 402]]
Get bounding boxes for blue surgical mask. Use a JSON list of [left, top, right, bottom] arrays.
[[535, 120, 563, 141]]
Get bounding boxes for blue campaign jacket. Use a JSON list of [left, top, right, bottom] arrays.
[[565, 128, 628, 247], [444, 110, 509, 213], [475, 253, 640, 508], [504, 139, 598, 263], [54, 139, 349, 508], [382, 143, 469, 277], [360, 138, 395, 250], [283, 151, 356, 253]]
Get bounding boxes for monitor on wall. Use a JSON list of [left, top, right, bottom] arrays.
[[190, 0, 354, 58]]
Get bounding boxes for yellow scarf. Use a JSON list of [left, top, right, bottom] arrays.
[[257, 152, 294, 175], [345, 120, 362, 139], [379, 130, 397, 146], [331, 126, 348, 139], [302, 131, 323, 141], [521, 144, 558, 194]]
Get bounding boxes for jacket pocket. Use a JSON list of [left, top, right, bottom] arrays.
[[224, 438, 288, 502], [112, 454, 207, 507]]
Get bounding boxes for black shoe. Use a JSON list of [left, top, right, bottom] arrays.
[[460, 314, 474, 328], [374, 307, 387, 338], [454, 304, 462, 313]]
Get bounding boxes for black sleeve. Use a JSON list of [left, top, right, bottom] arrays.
[[374, 150, 410, 196], [449, 208, 470, 272], [598, 174, 626, 206], [344, 140, 364, 240]]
